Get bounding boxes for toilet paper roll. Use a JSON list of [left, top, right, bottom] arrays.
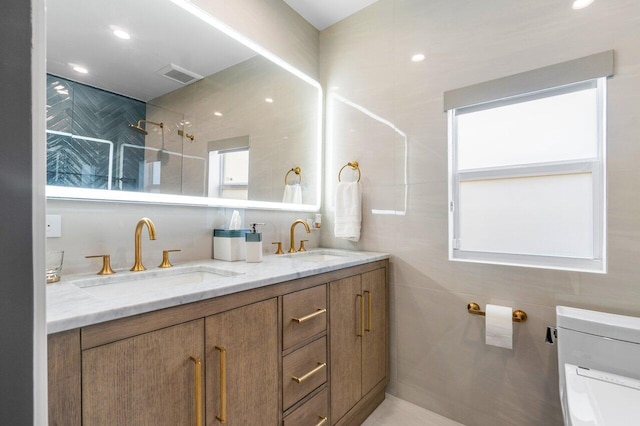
[[485, 304, 513, 349]]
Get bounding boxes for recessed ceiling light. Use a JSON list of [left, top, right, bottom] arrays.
[[214, 112, 223, 117], [71, 64, 88, 74], [572, 0, 594, 9], [411, 53, 426, 62], [113, 29, 131, 40], [265, 98, 274, 103]]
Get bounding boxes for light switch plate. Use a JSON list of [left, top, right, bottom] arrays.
[[46, 215, 62, 238]]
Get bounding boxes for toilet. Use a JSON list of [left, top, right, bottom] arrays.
[[556, 306, 640, 425]]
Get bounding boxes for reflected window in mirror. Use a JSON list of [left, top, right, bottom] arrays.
[[208, 148, 249, 200]]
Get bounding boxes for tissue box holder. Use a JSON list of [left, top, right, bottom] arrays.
[[213, 229, 249, 261]]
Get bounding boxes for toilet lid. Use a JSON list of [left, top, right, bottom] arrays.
[[565, 364, 640, 426]]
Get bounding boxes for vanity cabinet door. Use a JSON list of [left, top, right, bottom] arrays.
[[205, 298, 279, 426], [82, 319, 205, 426], [330, 268, 388, 425], [361, 268, 387, 396], [329, 274, 363, 423]]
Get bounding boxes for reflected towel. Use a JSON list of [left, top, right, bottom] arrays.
[[282, 184, 302, 204], [335, 182, 362, 242]]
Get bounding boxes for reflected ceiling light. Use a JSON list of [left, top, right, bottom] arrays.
[[214, 111, 223, 117], [265, 98, 274, 103], [113, 29, 131, 40], [70, 64, 88, 74], [54, 85, 64, 90], [411, 53, 426, 62], [572, 0, 594, 9]]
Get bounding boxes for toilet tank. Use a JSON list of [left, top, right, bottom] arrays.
[[556, 306, 640, 425]]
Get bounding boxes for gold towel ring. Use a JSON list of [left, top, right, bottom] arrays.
[[338, 161, 361, 182], [285, 167, 302, 185]]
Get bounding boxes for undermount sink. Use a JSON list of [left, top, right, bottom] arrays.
[[284, 249, 353, 263], [71, 265, 242, 299]]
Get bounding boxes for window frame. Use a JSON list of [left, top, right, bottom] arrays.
[[448, 78, 607, 273]]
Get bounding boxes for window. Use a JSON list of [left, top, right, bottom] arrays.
[[208, 149, 249, 200], [220, 149, 249, 200], [207, 135, 251, 200], [446, 52, 613, 273]]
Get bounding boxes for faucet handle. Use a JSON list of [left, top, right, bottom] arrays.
[[272, 242, 284, 255], [299, 240, 309, 252], [85, 254, 116, 275], [159, 249, 181, 268]]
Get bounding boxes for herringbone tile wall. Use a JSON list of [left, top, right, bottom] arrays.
[[46, 74, 146, 190]]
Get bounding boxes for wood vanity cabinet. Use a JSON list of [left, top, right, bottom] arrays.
[[47, 260, 388, 426], [81, 320, 205, 425], [330, 268, 387, 425], [77, 301, 278, 426], [205, 298, 279, 425]]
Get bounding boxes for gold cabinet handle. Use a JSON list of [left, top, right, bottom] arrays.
[[159, 249, 181, 268], [292, 362, 326, 384], [364, 291, 372, 332], [291, 308, 326, 323], [356, 294, 365, 337], [215, 346, 227, 423], [189, 357, 203, 426], [316, 416, 328, 426]]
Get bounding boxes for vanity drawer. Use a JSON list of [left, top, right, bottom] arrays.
[[283, 285, 327, 350], [284, 388, 329, 426], [283, 337, 327, 410]]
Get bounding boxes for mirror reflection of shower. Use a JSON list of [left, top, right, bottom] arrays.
[[128, 119, 163, 135], [128, 120, 168, 164]]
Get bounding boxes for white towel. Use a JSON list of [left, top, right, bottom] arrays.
[[282, 184, 302, 204], [334, 182, 362, 241]]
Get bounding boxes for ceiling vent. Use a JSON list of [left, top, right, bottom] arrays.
[[156, 63, 203, 85]]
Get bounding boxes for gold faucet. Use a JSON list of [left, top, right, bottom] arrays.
[[289, 219, 311, 253], [131, 217, 157, 271]]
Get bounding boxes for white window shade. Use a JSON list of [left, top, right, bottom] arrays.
[[457, 85, 598, 170], [458, 173, 594, 258]]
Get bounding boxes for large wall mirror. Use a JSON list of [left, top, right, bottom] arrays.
[[46, 0, 322, 211]]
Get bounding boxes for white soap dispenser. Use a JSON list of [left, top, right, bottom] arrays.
[[245, 223, 264, 263]]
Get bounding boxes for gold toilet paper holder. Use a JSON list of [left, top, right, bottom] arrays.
[[467, 302, 528, 323]]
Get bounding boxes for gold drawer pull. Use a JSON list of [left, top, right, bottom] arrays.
[[292, 362, 326, 384], [356, 294, 364, 337], [291, 308, 326, 323], [215, 346, 227, 423], [364, 291, 372, 332], [189, 357, 203, 426], [316, 416, 328, 426]]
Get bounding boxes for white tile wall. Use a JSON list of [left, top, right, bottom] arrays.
[[320, 0, 640, 424]]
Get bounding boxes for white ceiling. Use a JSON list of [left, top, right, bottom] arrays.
[[282, 0, 380, 30]]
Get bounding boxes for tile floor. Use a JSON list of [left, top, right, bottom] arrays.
[[362, 394, 464, 426]]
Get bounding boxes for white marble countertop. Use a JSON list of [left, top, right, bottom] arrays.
[[47, 248, 390, 334]]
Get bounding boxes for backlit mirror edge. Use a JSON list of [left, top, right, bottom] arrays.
[[46, 186, 321, 212], [46, 0, 324, 213]]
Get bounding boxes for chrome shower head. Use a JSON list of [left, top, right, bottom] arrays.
[[128, 120, 163, 135]]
